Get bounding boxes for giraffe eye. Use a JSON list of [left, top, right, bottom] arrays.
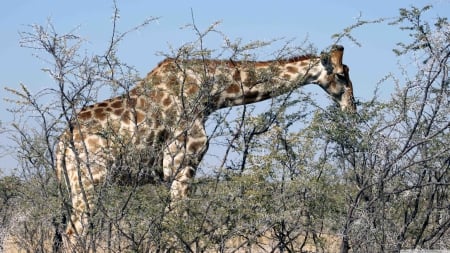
[[336, 73, 347, 82]]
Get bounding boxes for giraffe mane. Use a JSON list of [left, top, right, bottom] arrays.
[[280, 54, 317, 63], [151, 54, 317, 68]]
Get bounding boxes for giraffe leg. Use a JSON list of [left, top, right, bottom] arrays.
[[65, 168, 97, 244], [163, 125, 208, 203], [170, 165, 196, 200], [163, 149, 195, 204], [62, 151, 106, 250], [67, 178, 94, 237]]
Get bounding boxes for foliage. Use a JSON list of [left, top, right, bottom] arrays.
[[1, 3, 448, 253]]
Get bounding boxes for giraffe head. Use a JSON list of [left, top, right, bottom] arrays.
[[317, 45, 356, 112]]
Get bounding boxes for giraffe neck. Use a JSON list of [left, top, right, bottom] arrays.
[[136, 55, 326, 116], [208, 56, 324, 110]]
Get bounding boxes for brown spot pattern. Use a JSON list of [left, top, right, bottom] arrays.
[[163, 97, 172, 107], [188, 140, 204, 153], [300, 61, 309, 66], [121, 110, 132, 125], [168, 75, 179, 87], [94, 108, 107, 121], [286, 66, 298, 74], [73, 132, 82, 142], [245, 90, 259, 102], [233, 69, 241, 82], [226, 84, 241, 94], [111, 100, 122, 108], [78, 111, 92, 121], [186, 84, 199, 95], [114, 109, 124, 116], [87, 137, 100, 151], [135, 111, 146, 123]]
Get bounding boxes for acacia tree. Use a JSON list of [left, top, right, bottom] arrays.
[[303, 5, 449, 252]]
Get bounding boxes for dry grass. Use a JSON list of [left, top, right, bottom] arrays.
[[3, 231, 342, 253]]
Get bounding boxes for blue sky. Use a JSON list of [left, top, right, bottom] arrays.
[[0, 1, 448, 174]]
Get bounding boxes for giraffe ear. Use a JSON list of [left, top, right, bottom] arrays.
[[329, 45, 345, 72]]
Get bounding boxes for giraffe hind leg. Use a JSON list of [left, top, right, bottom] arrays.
[[64, 161, 104, 247]]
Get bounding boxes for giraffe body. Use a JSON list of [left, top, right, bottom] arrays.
[[56, 45, 355, 238]]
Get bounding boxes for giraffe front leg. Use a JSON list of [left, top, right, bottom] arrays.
[[170, 165, 196, 200], [163, 149, 196, 205], [163, 123, 208, 206], [163, 140, 206, 202]]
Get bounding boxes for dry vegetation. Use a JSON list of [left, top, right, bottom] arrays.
[[1, 4, 449, 253]]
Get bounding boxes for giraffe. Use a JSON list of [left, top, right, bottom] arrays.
[[56, 44, 355, 241]]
